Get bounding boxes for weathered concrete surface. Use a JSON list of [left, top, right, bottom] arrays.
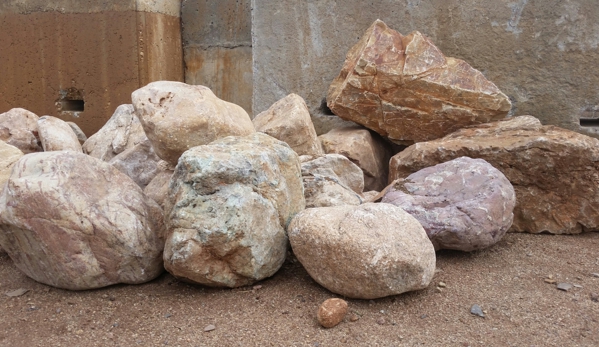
[[252, 0, 599, 137], [182, 0, 253, 114], [0, 0, 183, 137]]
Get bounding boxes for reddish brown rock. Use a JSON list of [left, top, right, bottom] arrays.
[[382, 157, 516, 251], [109, 138, 163, 189], [0, 108, 42, 154], [37, 116, 83, 152], [389, 115, 599, 235], [317, 298, 348, 328], [319, 126, 391, 191], [253, 94, 324, 157], [143, 165, 174, 209], [0, 151, 165, 290], [327, 20, 511, 144]]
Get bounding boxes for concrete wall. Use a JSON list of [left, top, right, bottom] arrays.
[[252, 0, 599, 136], [182, 0, 252, 115], [0, 0, 183, 137]]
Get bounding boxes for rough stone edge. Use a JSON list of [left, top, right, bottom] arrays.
[[0, 0, 180, 16]]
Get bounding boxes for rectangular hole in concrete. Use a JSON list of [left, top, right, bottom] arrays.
[[60, 99, 85, 112]]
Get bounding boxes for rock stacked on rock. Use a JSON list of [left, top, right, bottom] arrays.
[[389, 115, 599, 234], [37, 115, 83, 152], [0, 151, 165, 290], [109, 138, 164, 189], [382, 157, 516, 251], [253, 93, 324, 157], [0, 108, 42, 153], [327, 19, 511, 144], [0, 141, 23, 190], [132, 81, 255, 165], [163, 133, 304, 288], [289, 203, 435, 299]]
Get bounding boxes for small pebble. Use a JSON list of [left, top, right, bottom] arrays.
[[438, 282, 446, 288], [557, 283, 573, 291], [591, 273, 599, 278], [204, 324, 216, 332], [164, 313, 172, 318], [317, 298, 348, 328], [573, 284, 583, 288], [590, 293, 598, 302], [470, 304, 485, 318], [544, 278, 557, 284], [376, 317, 386, 325], [349, 313, 359, 322]]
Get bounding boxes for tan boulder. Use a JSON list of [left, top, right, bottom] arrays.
[[37, 116, 83, 152], [0, 108, 42, 153], [288, 203, 436, 299], [132, 81, 255, 165], [389, 115, 599, 234], [0, 141, 24, 190], [253, 94, 324, 157], [327, 19, 511, 144], [319, 126, 391, 191], [109, 138, 163, 189], [82, 104, 147, 161], [0, 151, 165, 290]]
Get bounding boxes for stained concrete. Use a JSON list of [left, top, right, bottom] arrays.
[[0, 0, 183, 137], [252, 0, 599, 136], [182, 0, 253, 115]]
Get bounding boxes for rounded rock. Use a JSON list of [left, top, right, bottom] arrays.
[[317, 298, 348, 328]]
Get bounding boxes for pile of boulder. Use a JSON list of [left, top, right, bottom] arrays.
[[1, 19, 598, 300]]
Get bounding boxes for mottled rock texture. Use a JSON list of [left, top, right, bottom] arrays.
[[37, 116, 83, 152], [109, 138, 163, 189], [0, 151, 165, 290], [143, 166, 174, 209], [317, 298, 348, 328], [164, 133, 304, 287], [382, 157, 515, 251], [132, 81, 255, 165], [0, 141, 23, 190], [83, 104, 147, 161], [289, 203, 435, 299], [301, 154, 363, 208], [389, 116, 599, 235], [319, 126, 391, 191], [327, 20, 511, 144], [0, 108, 42, 153], [253, 94, 324, 157]]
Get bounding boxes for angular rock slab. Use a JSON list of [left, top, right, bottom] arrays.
[[132, 81, 255, 165], [37, 116, 83, 152], [144, 167, 174, 209], [382, 157, 516, 251], [0, 152, 165, 290], [164, 133, 305, 287], [289, 203, 435, 299], [301, 154, 364, 208], [83, 104, 147, 161], [327, 19, 511, 143], [0, 108, 42, 154], [319, 126, 391, 191], [253, 93, 324, 157], [109, 138, 163, 189], [389, 115, 599, 234]]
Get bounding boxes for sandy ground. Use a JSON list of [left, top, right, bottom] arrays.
[[0, 232, 598, 347]]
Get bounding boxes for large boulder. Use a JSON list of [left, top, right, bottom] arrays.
[[163, 133, 304, 287], [253, 94, 324, 157], [0, 151, 165, 290], [132, 81, 255, 165], [83, 104, 147, 161], [327, 20, 511, 144], [389, 115, 599, 234], [319, 126, 391, 191], [0, 108, 42, 153], [0, 141, 24, 190], [289, 203, 435, 299], [382, 157, 516, 251], [301, 154, 364, 208], [37, 116, 83, 152], [109, 138, 163, 189]]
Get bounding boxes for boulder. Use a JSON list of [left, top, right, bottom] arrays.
[[382, 157, 516, 251], [327, 19, 511, 144], [37, 116, 83, 152], [132, 81, 255, 165], [66, 121, 87, 144], [253, 94, 324, 157], [319, 126, 391, 191], [143, 165, 174, 209], [163, 133, 304, 287], [0, 141, 24, 190], [82, 104, 146, 161], [0, 151, 165, 290], [0, 108, 42, 153], [289, 203, 436, 299], [301, 154, 364, 208], [389, 115, 599, 234], [109, 138, 163, 189]]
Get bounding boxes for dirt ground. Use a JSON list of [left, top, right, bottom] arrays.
[[0, 231, 598, 347]]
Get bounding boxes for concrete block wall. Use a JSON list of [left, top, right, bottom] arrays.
[[0, 0, 184, 136]]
